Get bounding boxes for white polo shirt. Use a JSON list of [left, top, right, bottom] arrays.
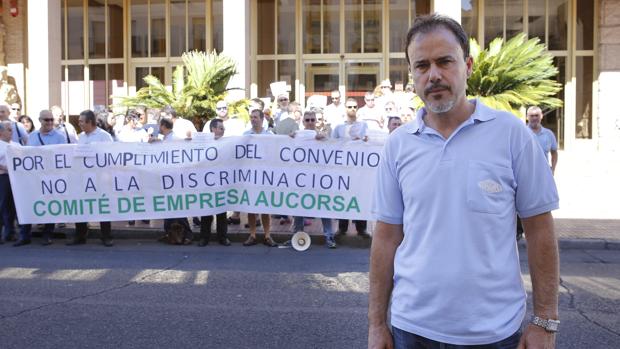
[[372, 100, 559, 345]]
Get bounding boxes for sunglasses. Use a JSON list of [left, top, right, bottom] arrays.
[[216, 107, 227, 110], [11, 108, 20, 111], [41, 118, 54, 122], [304, 118, 316, 122], [346, 105, 358, 109], [365, 99, 374, 102], [381, 85, 391, 89], [278, 99, 289, 102]]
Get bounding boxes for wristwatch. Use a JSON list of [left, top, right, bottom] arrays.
[[531, 316, 560, 333]]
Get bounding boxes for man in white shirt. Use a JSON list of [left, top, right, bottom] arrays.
[[0, 121, 18, 244], [51, 105, 79, 143], [357, 91, 384, 130], [0, 104, 28, 145], [67, 109, 115, 247], [162, 105, 196, 139], [202, 100, 247, 136], [324, 90, 346, 127]]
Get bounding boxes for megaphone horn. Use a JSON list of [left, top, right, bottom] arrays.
[[291, 231, 311, 251]]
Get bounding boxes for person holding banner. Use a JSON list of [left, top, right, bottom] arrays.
[[332, 98, 369, 239], [369, 14, 559, 348], [14, 110, 69, 246], [0, 120, 18, 244], [289, 111, 336, 249], [67, 110, 115, 247], [199, 118, 231, 247], [242, 109, 278, 247], [0, 104, 28, 145]]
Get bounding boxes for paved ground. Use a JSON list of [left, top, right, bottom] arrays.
[[0, 243, 618, 348]]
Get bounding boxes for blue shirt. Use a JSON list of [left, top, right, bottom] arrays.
[[372, 100, 559, 345], [530, 126, 557, 161], [27, 129, 68, 146]]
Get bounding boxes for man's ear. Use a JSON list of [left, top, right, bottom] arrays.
[[465, 56, 474, 77]]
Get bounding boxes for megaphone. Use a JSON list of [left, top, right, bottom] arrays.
[[291, 231, 311, 251]]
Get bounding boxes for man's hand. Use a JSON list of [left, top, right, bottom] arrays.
[[517, 324, 556, 349], [368, 324, 393, 349]]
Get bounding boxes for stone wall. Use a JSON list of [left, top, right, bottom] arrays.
[[0, 0, 26, 110], [598, 0, 620, 151]]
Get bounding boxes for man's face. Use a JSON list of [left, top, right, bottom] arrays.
[[0, 124, 12, 142], [527, 108, 543, 129], [388, 118, 403, 133], [0, 106, 9, 121], [364, 95, 375, 108], [316, 113, 325, 127], [331, 92, 341, 105], [250, 110, 263, 129], [302, 114, 317, 131], [211, 123, 225, 139], [10, 104, 20, 117], [408, 27, 472, 115], [345, 101, 358, 119], [39, 112, 55, 133], [216, 101, 228, 117], [78, 115, 95, 133], [277, 95, 289, 109]]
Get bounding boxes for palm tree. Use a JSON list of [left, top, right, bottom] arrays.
[[117, 50, 249, 125], [467, 33, 563, 116], [412, 33, 563, 116]]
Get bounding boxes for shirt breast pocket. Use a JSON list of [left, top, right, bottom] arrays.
[[466, 161, 515, 214]]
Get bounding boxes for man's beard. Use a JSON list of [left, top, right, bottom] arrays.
[[427, 99, 456, 114], [424, 82, 456, 114]]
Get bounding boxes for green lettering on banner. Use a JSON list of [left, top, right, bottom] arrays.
[[317, 195, 331, 211], [133, 197, 146, 213], [286, 192, 299, 209], [118, 197, 131, 213], [215, 191, 225, 207], [99, 197, 111, 214], [332, 196, 345, 212], [239, 190, 250, 205], [153, 195, 165, 212], [270, 192, 283, 207], [301, 194, 316, 210], [48, 200, 62, 216], [185, 194, 198, 209], [63, 200, 78, 215], [33, 201, 45, 216], [347, 197, 360, 213], [255, 191, 268, 207], [168, 194, 183, 211], [227, 189, 239, 205], [199, 192, 213, 208]]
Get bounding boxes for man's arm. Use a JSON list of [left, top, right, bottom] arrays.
[[368, 221, 403, 349], [550, 150, 558, 175], [518, 212, 559, 349]]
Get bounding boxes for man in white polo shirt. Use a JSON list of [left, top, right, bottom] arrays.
[[369, 14, 560, 349]]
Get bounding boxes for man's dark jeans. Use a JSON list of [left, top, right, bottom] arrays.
[[200, 213, 228, 241], [392, 326, 521, 349]]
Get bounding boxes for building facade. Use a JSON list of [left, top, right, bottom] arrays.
[[2, 0, 619, 151]]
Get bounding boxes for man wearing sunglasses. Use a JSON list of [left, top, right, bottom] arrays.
[[324, 90, 346, 127], [288, 111, 336, 248], [14, 110, 68, 247], [358, 91, 384, 130]]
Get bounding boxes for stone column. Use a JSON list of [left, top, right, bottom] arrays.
[[598, 0, 620, 151], [26, 0, 62, 113], [222, 0, 250, 100], [433, 0, 461, 23]]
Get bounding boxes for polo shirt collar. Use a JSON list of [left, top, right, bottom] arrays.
[[407, 98, 496, 135]]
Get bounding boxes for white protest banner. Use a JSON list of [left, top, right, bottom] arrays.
[[7, 135, 383, 224]]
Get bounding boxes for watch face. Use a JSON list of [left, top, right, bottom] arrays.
[[547, 320, 560, 332]]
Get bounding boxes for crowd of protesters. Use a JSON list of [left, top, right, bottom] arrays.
[[0, 80, 414, 249]]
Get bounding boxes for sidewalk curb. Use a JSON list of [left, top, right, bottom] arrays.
[[44, 227, 620, 250]]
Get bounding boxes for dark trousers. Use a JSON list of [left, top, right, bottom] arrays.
[[338, 219, 367, 234], [0, 174, 16, 240], [200, 213, 228, 241], [19, 223, 55, 241], [392, 326, 521, 349], [74, 222, 112, 241]]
